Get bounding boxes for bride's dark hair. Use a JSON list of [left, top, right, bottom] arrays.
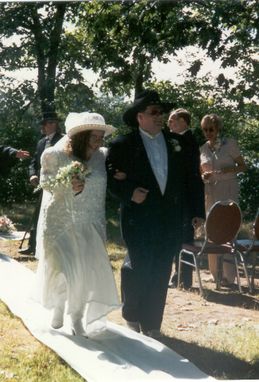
[[65, 131, 92, 161]]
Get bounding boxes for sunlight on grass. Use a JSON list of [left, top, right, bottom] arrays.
[[0, 302, 85, 382], [165, 321, 259, 378]]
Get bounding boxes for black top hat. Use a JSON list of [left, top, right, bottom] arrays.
[[40, 111, 59, 124], [123, 89, 174, 127]]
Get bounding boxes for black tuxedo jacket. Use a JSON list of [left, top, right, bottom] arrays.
[[29, 132, 63, 178], [169, 129, 205, 241], [106, 129, 205, 253], [181, 129, 201, 176]]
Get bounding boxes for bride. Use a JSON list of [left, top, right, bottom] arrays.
[[34, 112, 120, 336]]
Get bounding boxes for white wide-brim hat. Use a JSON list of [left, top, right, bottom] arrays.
[[65, 112, 116, 137]]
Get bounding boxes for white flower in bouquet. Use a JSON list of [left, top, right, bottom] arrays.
[[41, 161, 91, 191], [56, 161, 90, 185], [0, 215, 16, 233]]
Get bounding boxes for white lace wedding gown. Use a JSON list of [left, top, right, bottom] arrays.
[[34, 138, 120, 333]]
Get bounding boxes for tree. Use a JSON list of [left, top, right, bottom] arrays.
[[75, 0, 258, 102], [0, 0, 258, 212], [76, 0, 202, 95], [0, 2, 96, 114]]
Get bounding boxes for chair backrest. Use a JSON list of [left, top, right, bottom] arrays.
[[205, 200, 242, 245], [253, 209, 259, 240]]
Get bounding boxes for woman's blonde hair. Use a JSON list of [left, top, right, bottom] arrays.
[[201, 114, 223, 131]]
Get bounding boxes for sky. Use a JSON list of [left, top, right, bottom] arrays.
[[4, 45, 236, 92], [2, 25, 238, 91], [152, 46, 236, 83]]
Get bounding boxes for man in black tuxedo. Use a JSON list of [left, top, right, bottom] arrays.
[[106, 90, 205, 337], [19, 112, 63, 256], [167, 108, 205, 288]]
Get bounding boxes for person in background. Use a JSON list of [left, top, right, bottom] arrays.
[[34, 112, 120, 336], [106, 90, 204, 338], [0, 145, 30, 176], [18, 112, 63, 256], [167, 108, 205, 289], [200, 113, 247, 286]]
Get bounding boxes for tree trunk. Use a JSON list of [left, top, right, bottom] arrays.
[[30, 3, 66, 112]]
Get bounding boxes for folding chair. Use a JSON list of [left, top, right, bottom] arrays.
[[237, 209, 259, 292], [177, 200, 250, 297]]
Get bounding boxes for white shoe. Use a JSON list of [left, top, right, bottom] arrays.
[[126, 321, 140, 333], [72, 319, 88, 337], [51, 305, 65, 329]]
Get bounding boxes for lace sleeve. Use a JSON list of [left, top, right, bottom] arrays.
[[40, 148, 61, 192]]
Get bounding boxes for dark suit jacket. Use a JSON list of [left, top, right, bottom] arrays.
[[181, 129, 201, 176], [0, 145, 18, 176], [106, 129, 205, 254], [29, 132, 63, 178], [170, 129, 205, 241]]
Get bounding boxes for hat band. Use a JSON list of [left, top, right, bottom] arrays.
[[67, 123, 114, 137]]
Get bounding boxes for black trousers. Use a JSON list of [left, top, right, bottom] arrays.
[[121, 238, 177, 332], [27, 191, 42, 250]]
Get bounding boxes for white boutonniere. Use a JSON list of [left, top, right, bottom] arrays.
[[169, 138, 181, 152]]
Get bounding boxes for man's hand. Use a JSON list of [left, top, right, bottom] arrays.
[[113, 170, 127, 180], [30, 175, 39, 187], [15, 150, 30, 159], [131, 187, 149, 204]]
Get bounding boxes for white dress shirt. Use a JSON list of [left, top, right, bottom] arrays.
[[45, 133, 55, 149], [139, 128, 168, 194]]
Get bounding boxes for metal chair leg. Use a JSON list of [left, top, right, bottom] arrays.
[[250, 253, 256, 292], [234, 254, 243, 293], [193, 255, 204, 297], [237, 250, 252, 293], [215, 256, 222, 290], [177, 251, 183, 288]]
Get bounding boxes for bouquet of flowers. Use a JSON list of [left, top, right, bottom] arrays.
[[0, 215, 16, 233], [41, 161, 91, 191]]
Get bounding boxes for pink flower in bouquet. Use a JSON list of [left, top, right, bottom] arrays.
[[0, 216, 16, 233]]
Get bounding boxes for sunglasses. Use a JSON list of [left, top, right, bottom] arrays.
[[143, 109, 163, 117], [202, 128, 216, 133]]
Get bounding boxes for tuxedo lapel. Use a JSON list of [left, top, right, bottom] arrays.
[[163, 132, 183, 197], [49, 132, 63, 146]]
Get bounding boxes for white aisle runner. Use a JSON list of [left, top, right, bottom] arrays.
[[0, 253, 215, 382]]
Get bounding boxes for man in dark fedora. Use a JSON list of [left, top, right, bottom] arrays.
[[19, 111, 63, 256], [106, 89, 204, 338]]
